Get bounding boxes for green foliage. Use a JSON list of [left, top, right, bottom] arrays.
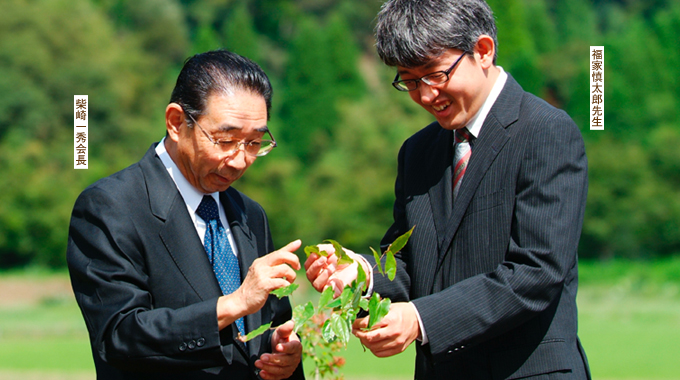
[[1, 0, 679, 268], [247, 231, 409, 379], [222, 2, 262, 63], [0, 0, 168, 267]]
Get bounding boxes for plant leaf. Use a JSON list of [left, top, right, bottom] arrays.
[[338, 254, 354, 265], [325, 239, 344, 258], [304, 245, 320, 257], [370, 246, 383, 275], [351, 282, 364, 311], [238, 322, 271, 342], [325, 239, 354, 265], [340, 285, 352, 310], [326, 297, 342, 309], [367, 294, 392, 330], [318, 285, 334, 310], [322, 319, 335, 342], [331, 313, 350, 344], [367, 293, 380, 329], [386, 226, 414, 256], [293, 301, 315, 333], [376, 298, 392, 326], [359, 298, 369, 311], [356, 261, 367, 291], [385, 251, 397, 281], [270, 283, 299, 299]]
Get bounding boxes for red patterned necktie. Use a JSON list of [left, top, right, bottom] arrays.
[[453, 127, 472, 199]]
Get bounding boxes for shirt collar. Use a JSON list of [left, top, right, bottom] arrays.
[[463, 66, 507, 139], [155, 137, 219, 216]]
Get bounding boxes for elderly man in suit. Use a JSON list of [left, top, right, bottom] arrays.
[[305, 0, 591, 379], [67, 50, 304, 380]]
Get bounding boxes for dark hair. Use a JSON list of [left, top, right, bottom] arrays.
[[374, 0, 497, 68], [169, 49, 273, 122]]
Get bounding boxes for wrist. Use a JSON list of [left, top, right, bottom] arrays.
[[216, 293, 248, 330]]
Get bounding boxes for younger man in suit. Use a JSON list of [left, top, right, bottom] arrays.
[[67, 50, 304, 380], [305, 0, 591, 378]]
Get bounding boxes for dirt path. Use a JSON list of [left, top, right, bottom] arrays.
[[0, 275, 74, 307]]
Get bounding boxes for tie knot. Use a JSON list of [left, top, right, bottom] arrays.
[[455, 128, 471, 143], [196, 195, 219, 222]]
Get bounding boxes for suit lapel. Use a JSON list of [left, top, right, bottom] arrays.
[[140, 145, 223, 301], [436, 76, 522, 268], [221, 190, 261, 357], [428, 128, 454, 241]]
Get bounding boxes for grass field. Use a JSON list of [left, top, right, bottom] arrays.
[[0, 259, 678, 379]]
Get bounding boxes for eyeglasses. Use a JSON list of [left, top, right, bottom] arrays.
[[187, 113, 277, 157], [392, 53, 467, 92]]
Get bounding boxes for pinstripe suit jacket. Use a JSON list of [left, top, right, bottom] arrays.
[[370, 75, 591, 379], [67, 145, 304, 379]]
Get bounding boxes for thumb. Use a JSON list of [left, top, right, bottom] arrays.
[[276, 320, 295, 339]]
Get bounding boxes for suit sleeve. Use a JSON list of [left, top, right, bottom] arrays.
[[67, 186, 227, 371], [387, 112, 587, 359]]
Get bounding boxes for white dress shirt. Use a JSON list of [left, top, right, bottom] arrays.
[[155, 138, 240, 258]]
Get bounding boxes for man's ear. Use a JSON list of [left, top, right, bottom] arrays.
[[475, 35, 496, 70], [166, 103, 185, 142]]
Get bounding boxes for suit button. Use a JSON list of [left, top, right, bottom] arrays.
[[188, 340, 196, 349], [197, 338, 206, 347], [179, 342, 187, 352]]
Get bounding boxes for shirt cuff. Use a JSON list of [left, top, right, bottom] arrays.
[[410, 302, 428, 345]]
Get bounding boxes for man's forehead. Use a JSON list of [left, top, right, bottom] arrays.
[[397, 51, 455, 74], [204, 91, 267, 115]]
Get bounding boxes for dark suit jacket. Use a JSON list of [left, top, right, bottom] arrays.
[[67, 145, 304, 380], [371, 75, 591, 379]]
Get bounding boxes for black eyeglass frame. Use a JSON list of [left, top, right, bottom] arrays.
[[392, 52, 468, 92], [186, 113, 277, 157]]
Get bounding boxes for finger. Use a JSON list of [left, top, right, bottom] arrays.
[[267, 250, 301, 270], [354, 326, 389, 343], [257, 365, 295, 380], [275, 339, 302, 356], [316, 243, 335, 255], [311, 267, 332, 292], [369, 346, 402, 358], [273, 264, 298, 283], [256, 353, 300, 379], [282, 239, 302, 252], [328, 278, 344, 297], [352, 316, 369, 331], [273, 320, 295, 341], [304, 253, 322, 271]]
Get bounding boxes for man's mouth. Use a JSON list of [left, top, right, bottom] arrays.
[[432, 101, 451, 112]]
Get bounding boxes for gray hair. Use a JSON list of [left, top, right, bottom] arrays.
[[374, 0, 498, 67]]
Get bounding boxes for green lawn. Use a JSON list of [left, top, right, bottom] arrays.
[[0, 259, 678, 379]]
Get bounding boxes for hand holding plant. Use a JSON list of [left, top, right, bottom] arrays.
[[241, 227, 414, 379]]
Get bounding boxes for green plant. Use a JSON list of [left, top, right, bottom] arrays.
[[240, 227, 414, 379]]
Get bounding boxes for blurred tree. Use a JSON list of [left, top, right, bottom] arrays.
[[0, 0, 174, 267], [191, 22, 223, 56], [487, 0, 544, 96], [97, 0, 189, 64], [582, 136, 680, 259], [278, 13, 366, 162], [222, 2, 261, 63]]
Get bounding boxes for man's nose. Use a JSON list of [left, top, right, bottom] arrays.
[[225, 148, 249, 169], [417, 83, 439, 104]]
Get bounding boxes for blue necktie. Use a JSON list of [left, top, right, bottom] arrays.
[[196, 195, 246, 338]]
